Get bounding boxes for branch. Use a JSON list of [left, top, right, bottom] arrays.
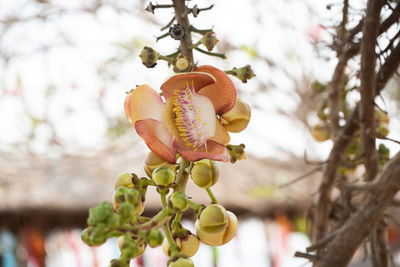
[[313, 28, 400, 244], [316, 152, 400, 266], [359, 0, 384, 181], [171, 0, 193, 61]]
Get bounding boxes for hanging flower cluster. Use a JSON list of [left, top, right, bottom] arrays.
[[82, 1, 254, 267]]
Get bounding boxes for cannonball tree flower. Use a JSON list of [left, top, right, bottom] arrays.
[[124, 65, 236, 163]]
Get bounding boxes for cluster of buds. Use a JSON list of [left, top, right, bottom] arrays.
[[82, 151, 242, 267]]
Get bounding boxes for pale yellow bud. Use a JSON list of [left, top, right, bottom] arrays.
[[196, 211, 238, 246], [221, 98, 251, 133], [162, 234, 200, 257], [191, 159, 219, 188], [199, 204, 228, 234], [144, 151, 176, 178], [168, 258, 194, 267]]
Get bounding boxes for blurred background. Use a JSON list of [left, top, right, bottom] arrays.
[[1, 0, 400, 266]]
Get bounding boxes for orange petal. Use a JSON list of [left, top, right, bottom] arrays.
[[209, 119, 230, 145], [124, 84, 164, 124], [160, 72, 216, 100], [195, 65, 237, 115], [175, 139, 229, 162], [135, 119, 176, 163]]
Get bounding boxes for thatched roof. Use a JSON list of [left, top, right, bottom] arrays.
[[0, 143, 320, 219]]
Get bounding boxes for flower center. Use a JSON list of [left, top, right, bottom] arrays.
[[172, 82, 216, 151]]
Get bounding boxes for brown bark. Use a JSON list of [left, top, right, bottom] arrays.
[[316, 152, 400, 266], [359, 0, 383, 182], [312, 0, 400, 243]]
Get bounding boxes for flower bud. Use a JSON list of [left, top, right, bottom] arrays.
[[196, 211, 238, 246], [152, 166, 176, 187], [113, 193, 144, 215], [191, 159, 219, 188], [162, 234, 200, 257], [169, 24, 185, 40], [90, 232, 107, 246], [221, 98, 251, 133], [377, 122, 389, 137], [375, 108, 390, 124], [198, 204, 228, 234], [226, 144, 246, 163], [310, 123, 330, 142], [201, 31, 219, 51], [229, 65, 255, 83], [144, 151, 176, 178], [118, 235, 145, 257], [139, 46, 160, 68], [114, 173, 135, 190], [147, 228, 164, 248], [87, 201, 114, 227], [81, 227, 93, 245], [168, 258, 194, 267], [172, 55, 193, 73], [169, 192, 189, 212]]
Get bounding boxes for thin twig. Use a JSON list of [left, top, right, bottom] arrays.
[[294, 252, 319, 262], [278, 167, 322, 189]]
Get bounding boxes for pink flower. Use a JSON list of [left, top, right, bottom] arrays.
[[124, 65, 237, 163]]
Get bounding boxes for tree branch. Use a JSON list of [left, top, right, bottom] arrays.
[[313, 30, 400, 245], [316, 152, 400, 266], [359, 0, 384, 182]]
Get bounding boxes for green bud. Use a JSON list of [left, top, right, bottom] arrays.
[[144, 151, 176, 178], [200, 31, 219, 51], [169, 192, 189, 212], [191, 159, 219, 188], [139, 46, 160, 68], [376, 122, 389, 137], [126, 189, 141, 205], [90, 227, 108, 246], [226, 144, 247, 163], [229, 65, 255, 83], [199, 204, 228, 234], [152, 166, 176, 187], [81, 227, 93, 245], [168, 257, 194, 267], [114, 186, 129, 204], [378, 143, 390, 165], [106, 213, 120, 228], [88, 201, 114, 226], [147, 228, 164, 248], [114, 172, 135, 190], [118, 202, 133, 221]]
